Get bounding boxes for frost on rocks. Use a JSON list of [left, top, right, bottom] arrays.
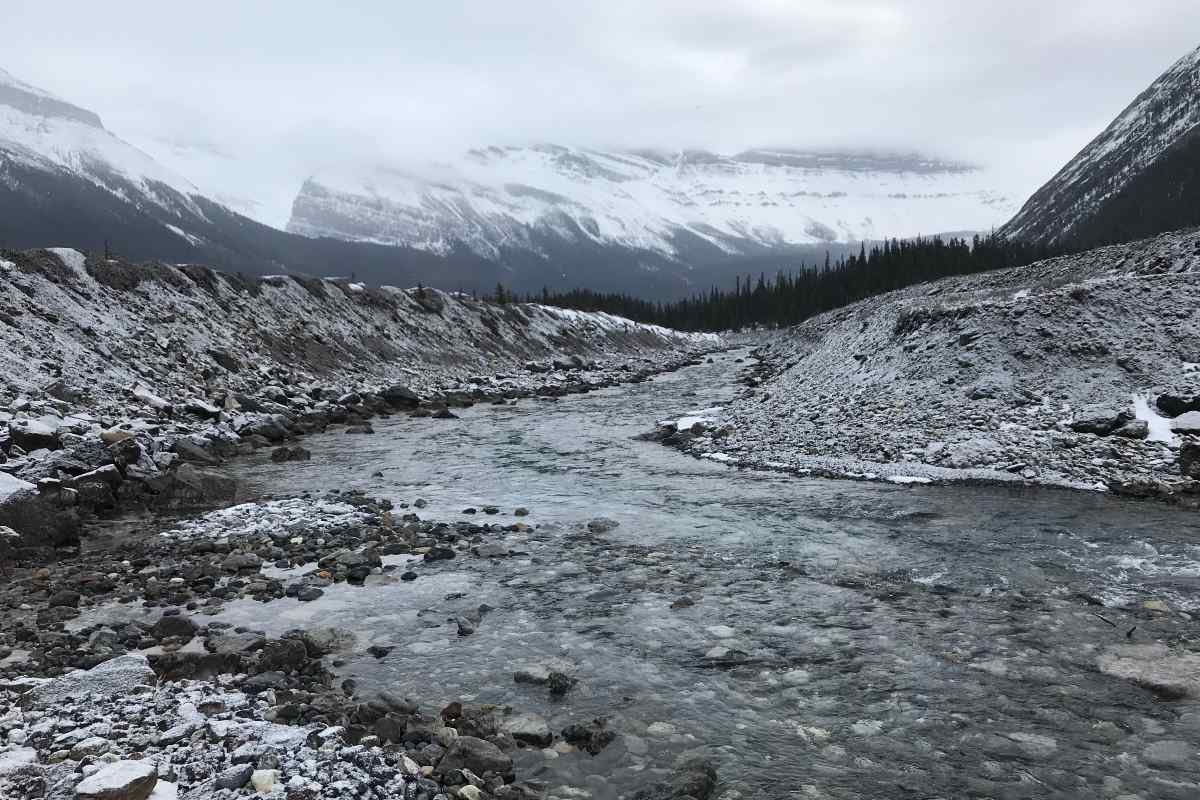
[[688, 229, 1200, 496]]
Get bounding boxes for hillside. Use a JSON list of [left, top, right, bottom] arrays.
[[1001, 45, 1200, 247], [673, 229, 1200, 497]]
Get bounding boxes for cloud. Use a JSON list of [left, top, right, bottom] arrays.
[[4, 0, 1198, 226]]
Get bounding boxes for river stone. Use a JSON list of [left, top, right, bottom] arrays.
[[503, 712, 553, 746], [214, 764, 254, 790], [151, 614, 197, 641], [75, 760, 157, 800], [1098, 644, 1200, 699], [435, 736, 513, 778], [22, 654, 155, 708], [301, 626, 356, 657], [587, 518, 620, 533]]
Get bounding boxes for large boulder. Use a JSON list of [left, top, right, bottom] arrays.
[[8, 418, 61, 451], [435, 736, 513, 779], [0, 473, 80, 548], [74, 760, 157, 800], [20, 654, 155, 709], [156, 463, 237, 507], [1070, 405, 1132, 436]]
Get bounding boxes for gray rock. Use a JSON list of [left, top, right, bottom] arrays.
[[21, 654, 155, 708], [503, 712, 552, 747], [1170, 411, 1200, 433], [1143, 740, 1194, 769], [151, 614, 197, 642], [214, 764, 254, 790], [74, 759, 157, 800], [435, 736, 513, 778], [301, 626, 355, 657], [1070, 405, 1132, 436], [587, 517, 620, 533]]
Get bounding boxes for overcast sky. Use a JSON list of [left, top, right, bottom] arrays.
[[6, 0, 1200, 226]]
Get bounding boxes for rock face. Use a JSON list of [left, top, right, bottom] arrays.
[[1000, 44, 1200, 247], [701, 229, 1200, 494]]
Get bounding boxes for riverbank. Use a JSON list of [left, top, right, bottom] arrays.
[[665, 230, 1200, 504], [0, 246, 719, 556]]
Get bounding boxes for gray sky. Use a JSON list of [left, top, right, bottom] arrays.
[[6, 0, 1200, 226]]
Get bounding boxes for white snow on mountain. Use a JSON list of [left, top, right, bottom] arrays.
[[1002, 44, 1200, 242], [289, 145, 1020, 260], [0, 68, 203, 217]]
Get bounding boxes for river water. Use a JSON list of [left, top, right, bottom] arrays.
[[206, 350, 1200, 799]]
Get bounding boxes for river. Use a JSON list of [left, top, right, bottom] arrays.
[[185, 350, 1200, 798]]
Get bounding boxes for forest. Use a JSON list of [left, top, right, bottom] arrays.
[[516, 233, 1067, 332]]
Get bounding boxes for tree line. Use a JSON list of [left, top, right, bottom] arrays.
[[498, 233, 1067, 332]]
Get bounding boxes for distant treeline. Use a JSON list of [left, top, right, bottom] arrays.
[[507, 234, 1066, 332]]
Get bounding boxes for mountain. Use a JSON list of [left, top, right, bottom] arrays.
[[1001, 44, 1200, 247], [288, 145, 1018, 289], [0, 68, 512, 287]]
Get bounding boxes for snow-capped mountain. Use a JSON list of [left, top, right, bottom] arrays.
[[0, 68, 506, 290], [288, 145, 1018, 263], [1001, 44, 1200, 246]]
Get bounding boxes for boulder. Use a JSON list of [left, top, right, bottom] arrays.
[[1170, 411, 1200, 434], [75, 760, 157, 800], [259, 639, 309, 671], [301, 626, 356, 657], [1070, 405, 1132, 436], [435, 736, 513, 778], [1156, 393, 1200, 417], [1112, 419, 1149, 439], [8, 418, 60, 451], [270, 446, 311, 463], [162, 463, 237, 506], [21, 655, 155, 708], [380, 384, 420, 407], [0, 473, 80, 547], [173, 439, 221, 466], [151, 614, 198, 642], [1181, 439, 1200, 479], [503, 712, 552, 747]]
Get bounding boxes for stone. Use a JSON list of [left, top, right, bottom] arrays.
[[1157, 393, 1200, 417], [1181, 439, 1200, 479], [435, 736, 513, 778], [1098, 644, 1200, 699], [75, 760, 157, 800], [503, 712, 553, 747], [1170, 411, 1200, 433], [381, 384, 420, 407], [1070, 405, 1132, 436], [260, 639, 308, 671], [8, 418, 60, 451], [1112, 419, 1149, 439], [22, 654, 155, 708], [301, 626, 356, 657], [214, 764, 253, 790], [151, 614, 197, 641], [270, 446, 312, 463]]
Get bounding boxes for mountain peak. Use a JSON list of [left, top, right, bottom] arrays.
[[1001, 43, 1200, 245], [0, 67, 103, 128]]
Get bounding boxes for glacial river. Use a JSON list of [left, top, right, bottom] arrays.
[[211, 350, 1200, 799]]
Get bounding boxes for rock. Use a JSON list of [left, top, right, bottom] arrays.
[[503, 713, 553, 747], [1156, 393, 1200, 417], [70, 736, 110, 759], [456, 617, 477, 636], [301, 626, 356, 657], [547, 672, 577, 697], [1181, 439, 1200, 479], [208, 631, 266, 655], [514, 507, 530, 516], [131, 384, 171, 411], [1098, 644, 1200, 699], [270, 446, 312, 462], [1170, 411, 1200, 433], [471, 543, 509, 558], [151, 614, 198, 642], [74, 759, 157, 800], [48, 589, 81, 607], [345, 424, 375, 434], [214, 764, 254, 790], [8, 418, 61, 451], [22, 654, 155, 708], [435, 736, 513, 779], [222, 552, 262, 572], [562, 719, 617, 755], [630, 756, 718, 800], [172, 440, 221, 466], [587, 517, 620, 533], [1112, 419, 1149, 439], [165, 463, 237, 505], [1070, 405, 1132, 436], [260, 639, 308, 671], [184, 399, 222, 419], [0, 472, 80, 547], [381, 384, 420, 407], [100, 429, 135, 445]]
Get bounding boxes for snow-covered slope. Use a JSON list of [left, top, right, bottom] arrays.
[[1001, 44, 1200, 246], [0, 68, 205, 219], [289, 145, 1018, 261]]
